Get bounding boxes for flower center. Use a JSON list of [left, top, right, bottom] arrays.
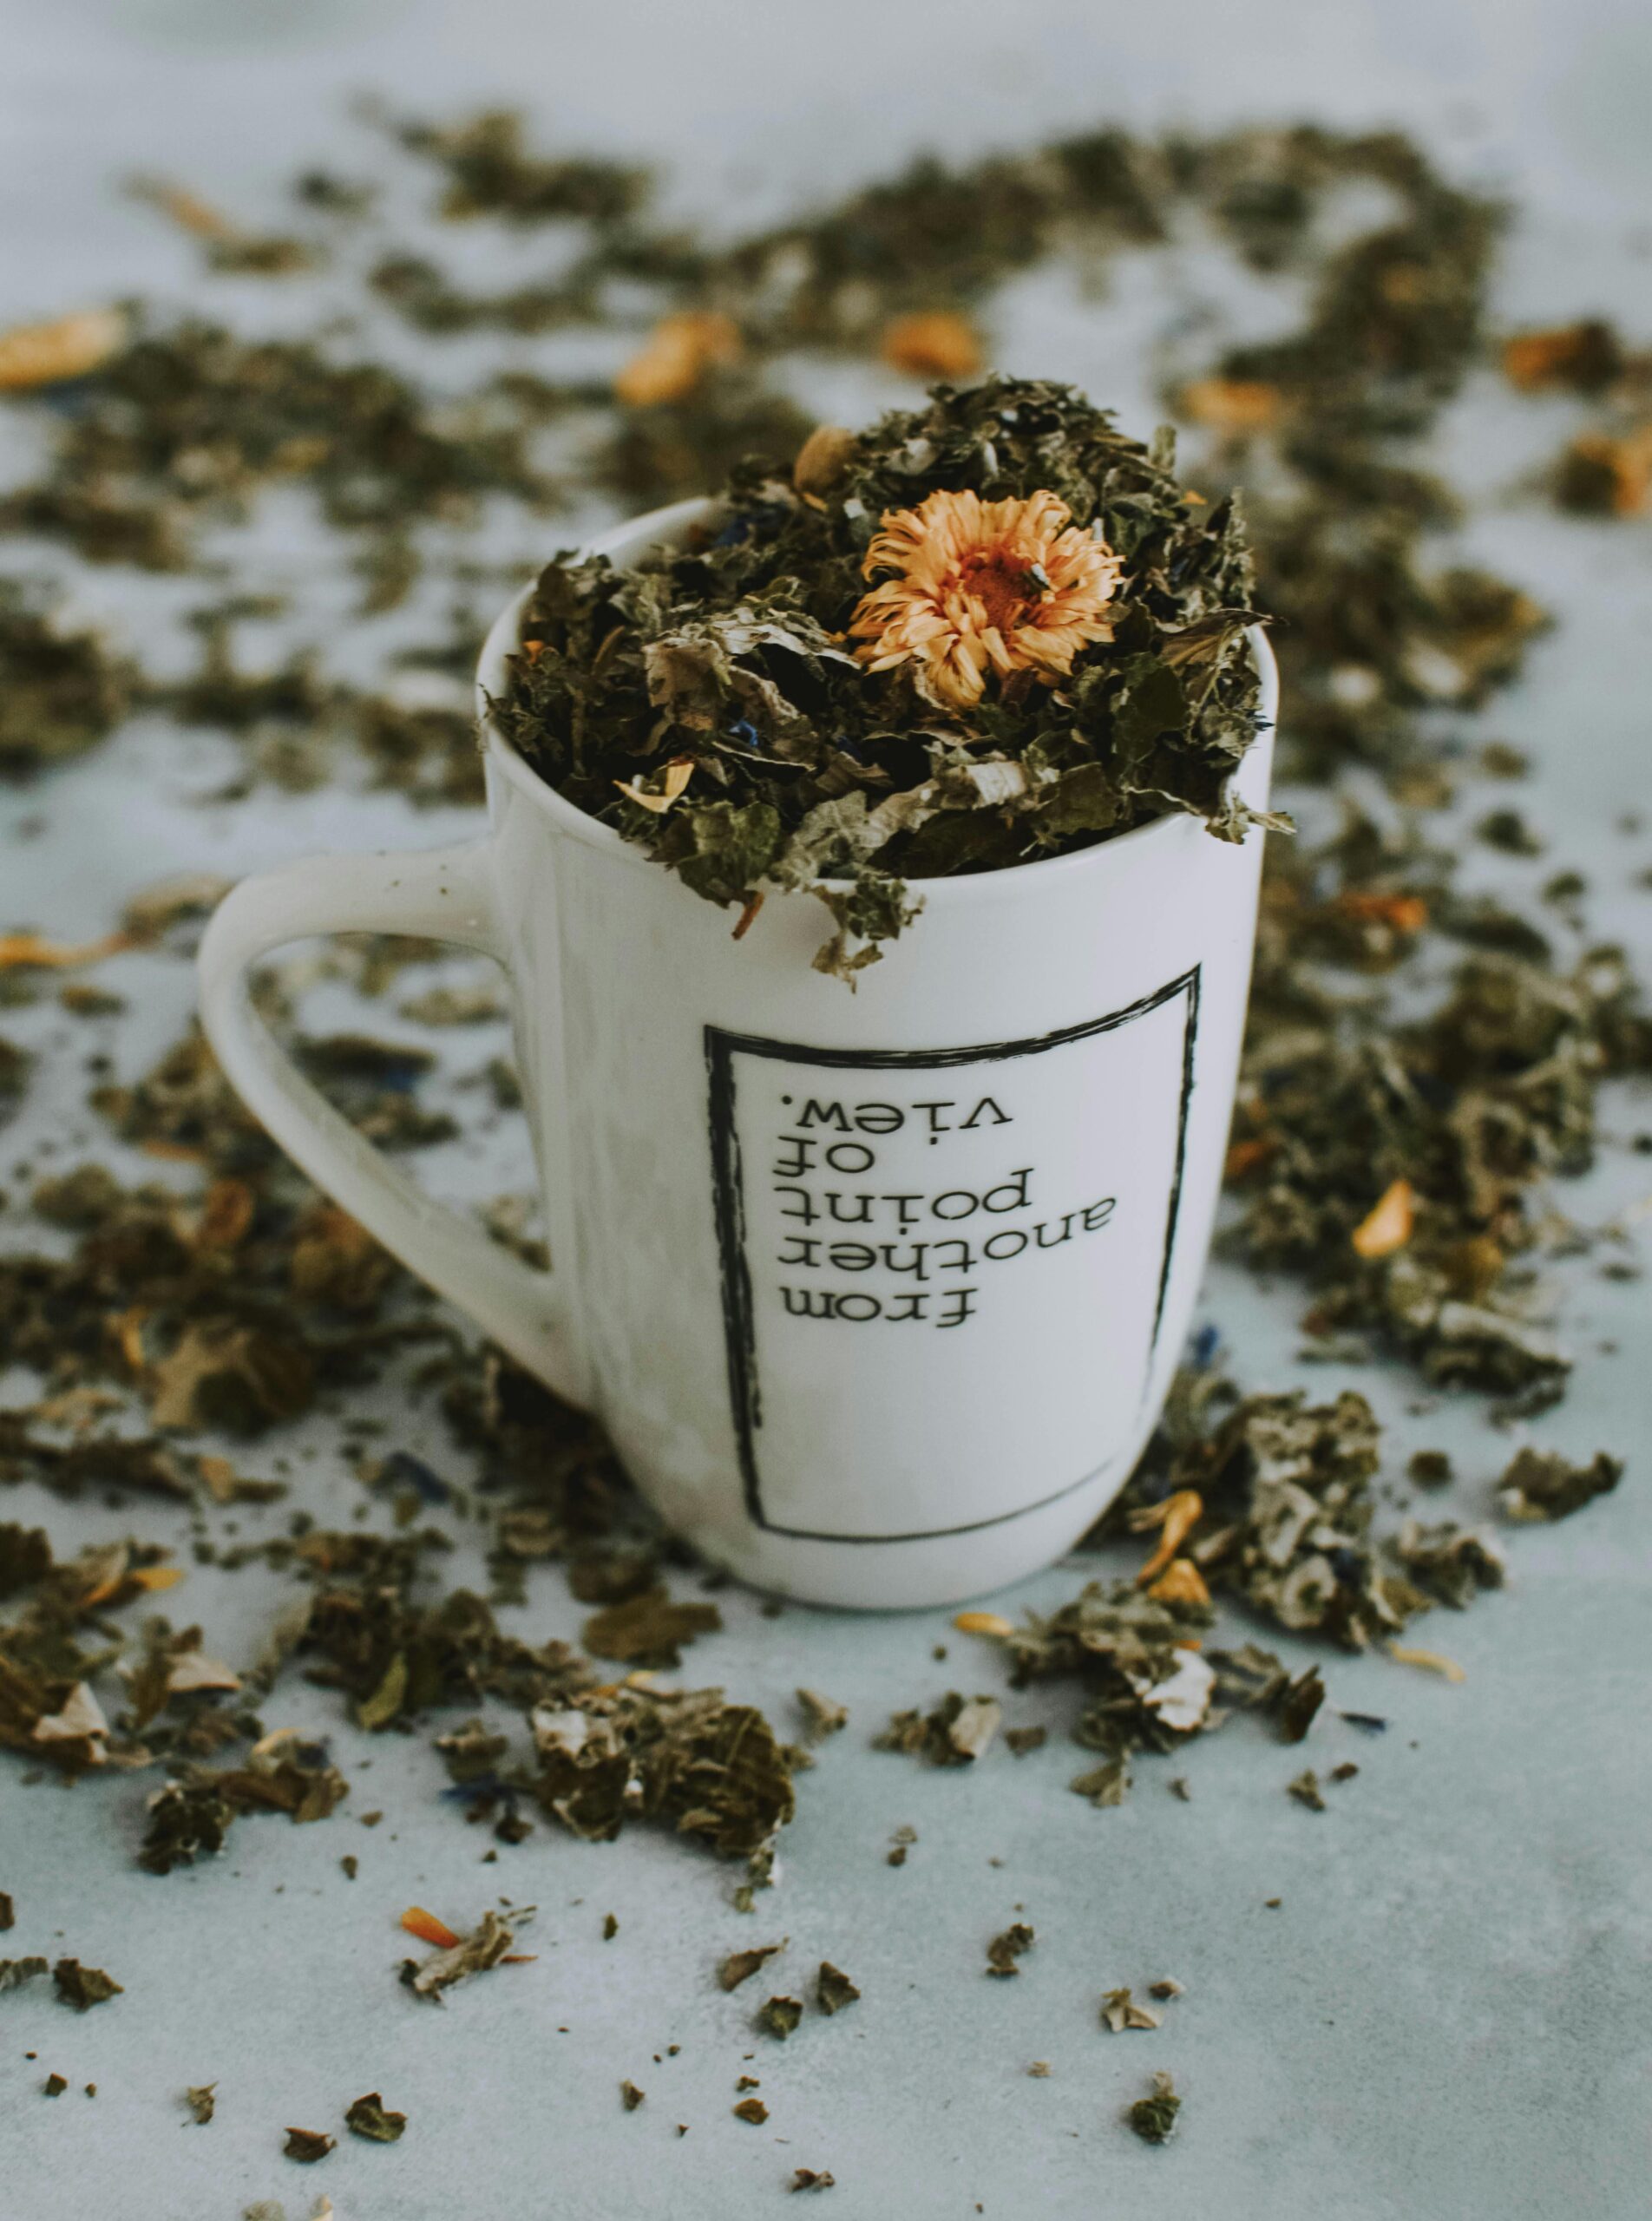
[[955, 542, 1045, 634]]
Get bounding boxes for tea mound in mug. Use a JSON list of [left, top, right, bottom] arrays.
[[495, 375, 1272, 979]]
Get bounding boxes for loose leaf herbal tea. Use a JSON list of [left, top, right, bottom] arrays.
[[496, 377, 1271, 979]]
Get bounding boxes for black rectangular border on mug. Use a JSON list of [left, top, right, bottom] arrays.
[[705, 966, 1201, 1544]]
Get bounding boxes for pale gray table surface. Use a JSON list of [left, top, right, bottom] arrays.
[[2, 3, 1651, 2217]]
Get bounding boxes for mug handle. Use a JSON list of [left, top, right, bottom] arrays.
[[197, 840, 592, 1409]]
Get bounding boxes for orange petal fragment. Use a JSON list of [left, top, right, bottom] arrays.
[[614, 311, 741, 407], [401, 1906, 462, 1949], [0, 306, 126, 391], [0, 930, 132, 971], [1352, 1177, 1415, 1260], [1135, 1490, 1204, 1587], [1387, 1642, 1465, 1683], [953, 1611, 1015, 1639], [880, 311, 982, 380], [1147, 1558, 1211, 1608]]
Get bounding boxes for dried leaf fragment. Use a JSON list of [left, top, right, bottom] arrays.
[[185, 2084, 217, 2125], [620, 2080, 646, 2112], [757, 1994, 803, 2039], [796, 1688, 847, 1740], [985, 1923, 1035, 1978], [284, 2126, 335, 2163], [52, 1958, 122, 2010], [1101, 1987, 1162, 2032], [1287, 1768, 1326, 1811], [1498, 1447, 1622, 1523], [719, 1940, 787, 1992], [816, 1962, 860, 2015], [733, 2095, 769, 2124], [345, 2092, 405, 2142], [400, 1906, 530, 2000], [1126, 2069, 1182, 2144], [790, 2169, 836, 2192]]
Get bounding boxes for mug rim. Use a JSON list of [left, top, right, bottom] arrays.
[[475, 495, 1278, 903]]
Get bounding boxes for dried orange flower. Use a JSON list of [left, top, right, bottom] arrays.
[[880, 311, 982, 380], [849, 488, 1124, 711], [614, 311, 741, 408]]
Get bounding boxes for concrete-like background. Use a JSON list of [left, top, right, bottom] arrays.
[[1, 3, 1649, 2216]]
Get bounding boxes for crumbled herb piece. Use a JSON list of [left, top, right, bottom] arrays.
[[875, 1692, 1001, 1765], [580, 1587, 722, 1667], [757, 1995, 803, 2039], [790, 2170, 836, 2192], [1408, 1451, 1453, 1490], [1288, 1769, 1326, 1811], [400, 1906, 531, 2001], [0, 1956, 48, 1994], [345, 2092, 406, 2142], [284, 2126, 335, 2163], [1498, 1447, 1623, 1522], [620, 2081, 646, 2113], [1150, 1978, 1184, 1999], [1101, 1988, 1162, 2031], [52, 1959, 122, 2010], [43, 2072, 67, 2097], [720, 1941, 787, 1992], [0, 1891, 12, 1930], [796, 1688, 848, 1740], [985, 1923, 1035, 1978], [185, 2084, 217, 2125], [1393, 1521, 1506, 1608], [1126, 2070, 1182, 2143], [816, 1962, 860, 2015], [733, 2096, 769, 2124]]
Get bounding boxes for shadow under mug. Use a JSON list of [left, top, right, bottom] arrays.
[[199, 495, 1278, 1608]]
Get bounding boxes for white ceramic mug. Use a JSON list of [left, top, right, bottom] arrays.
[[200, 495, 1277, 1608]]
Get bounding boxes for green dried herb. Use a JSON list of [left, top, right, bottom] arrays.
[[719, 1940, 786, 1992], [344, 2092, 406, 2142], [283, 2126, 335, 2162], [1498, 1447, 1623, 1522], [1101, 1987, 1161, 2032], [580, 1586, 723, 1667], [185, 2083, 217, 2125], [52, 1959, 122, 2010], [874, 1692, 1001, 1765], [1287, 1768, 1326, 1811], [0, 1892, 12, 1930], [757, 1994, 803, 2039], [985, 1923, 1035, 1978], [399, 1906, 529, 2002], [816, 1962, 860, 2015], [1126, 2069, 1182, 2144], [790, 2170, 836, 2192], [0, 1956, 48, 1994], [0, 580, 137, 777]]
